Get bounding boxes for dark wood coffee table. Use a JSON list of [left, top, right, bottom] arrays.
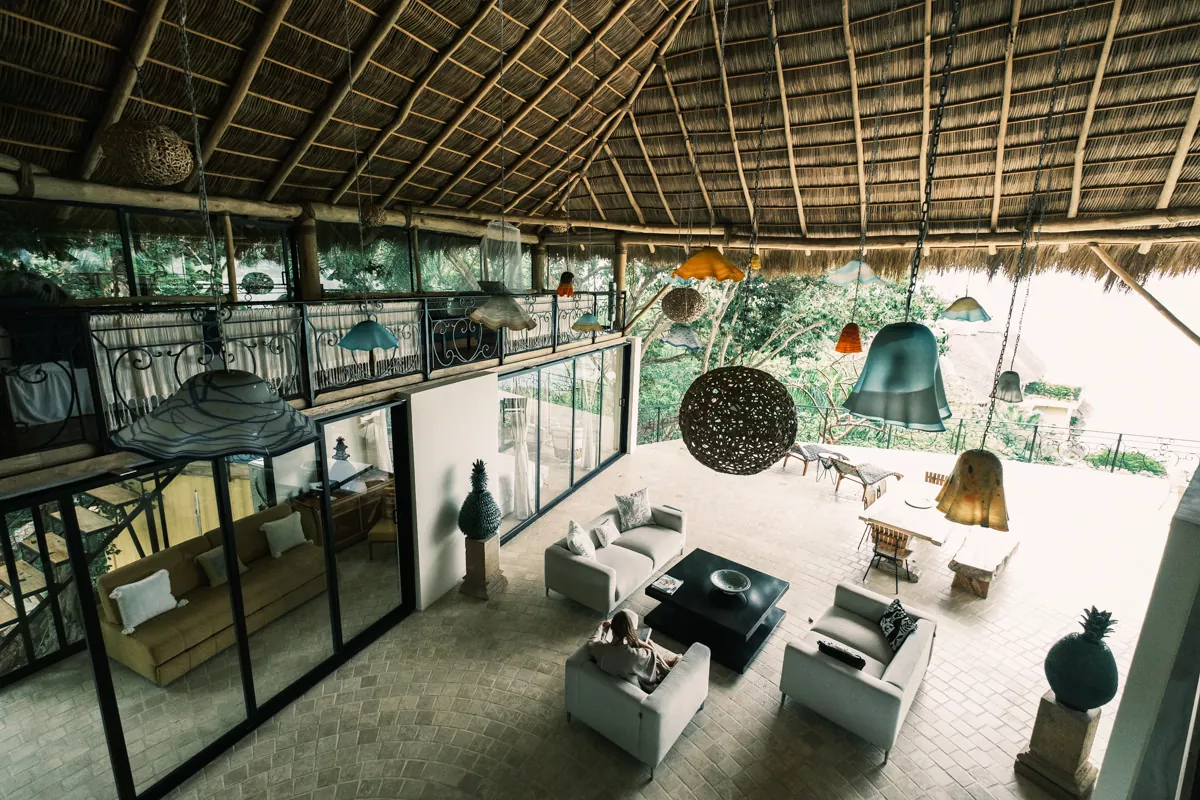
[[645, 548, 788, 674]]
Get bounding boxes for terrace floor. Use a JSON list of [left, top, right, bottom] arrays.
[[3, 441, 1178, 800]]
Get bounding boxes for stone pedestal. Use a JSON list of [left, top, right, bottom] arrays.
[[460, 535, 507, 600], [1015, 691, 1100, 798]]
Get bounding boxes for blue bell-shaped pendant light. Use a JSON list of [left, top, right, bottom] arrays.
[[826, 259, 881, 285], [941, 296, 991, 322], [338, 319, 398, 351], [843, 322, 951, 431], [661, 323, 701, 351]]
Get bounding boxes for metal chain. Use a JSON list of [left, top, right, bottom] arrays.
[[341, 1, 367, 266], [710, 0, 731, 247], [748, 1, 774, 254], [684, 0, 714, 255], [498, 0, 506, 217], [983, 0, 1080, 443], [905, 0, 962, 321]]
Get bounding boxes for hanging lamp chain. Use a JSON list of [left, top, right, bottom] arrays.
[[708, 0, 732, 248], [684, 0, 714, 255], [983, 0, 1080, 443], [340, 0, 369, 270], [905, 0, 962, 321], [748, 0, 775, 256]]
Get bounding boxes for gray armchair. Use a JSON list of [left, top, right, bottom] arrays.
[[565, 640, 710, 776]]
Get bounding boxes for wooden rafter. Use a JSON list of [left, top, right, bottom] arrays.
[[78, 0, 170, 180], [430, 0, 640, 207], [330, 0, 496, 203], [1090, 245, 1200, 347], [463, 0, 691, 211], [990, 0, 1022, 231], [1137, 85, 1200, 253], [262, 0, 412, 201], [709, 0, 754, 218], [379, 0, 568, 207], [581, 175, 607, 220], [628, 111, 676, 225], [605, 145, 646, 224], [1068, 0, 1122, 219], [841, 0, 868, 234], [767, 0, 804, 234], [918, 0, 932, 205], [186, 0, 293, 192], [659, 53, 714, 224]]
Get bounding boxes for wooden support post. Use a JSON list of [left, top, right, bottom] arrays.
[[295, 217, 322, 301], [532, 239, 547, 292], [991, 0, 1022, 233], [711, 0, 754, 219], [1139, 86, 1200, 254], [615, 237, 629, 328], [842, 0, 868, 235], [1089, 245, 1200, 348], [222, 213, 239, 302]]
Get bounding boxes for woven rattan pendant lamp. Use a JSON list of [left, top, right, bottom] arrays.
[[844, 0, 954, 430], [112, 5, 317, 460]]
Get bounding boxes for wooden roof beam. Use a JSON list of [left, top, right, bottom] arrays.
[[462, 0, 692, 211], [605, 144, 646, 224], [710, 0, 755, 219], [989, 0, 1022, 233], [582, 175, 608, 220], [767, 0, 805, 235], [628, 111, 676, 225], [841, 0, 868, 235], [262, 0, 412, 201], [918, 0, 932, 208], [429, 0, 640, 207], [658, 53, 714, 224], [185, 0, 293, 193], [329, 0, 496, 204], [380, 0, 568, 207], [1066, 0, 1122, 236], [1138, 86, 1200, 253], [1090, 245, 1200, 347], [78, 0, 170, 180]]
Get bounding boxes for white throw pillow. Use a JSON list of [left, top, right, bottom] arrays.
[[615, 488, 652, 531], [566, 520, 596, 559], [261, 512, 308, 558], [109, 569, 187, 634], [591, 517, 621, 548]]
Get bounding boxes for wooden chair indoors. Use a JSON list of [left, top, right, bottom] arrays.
[[863, 523, 914, 594], [925, 471, 949, 486], [366, 492, 397, 561], [857, 481, 889, 549], [831, 458, 904, 507]]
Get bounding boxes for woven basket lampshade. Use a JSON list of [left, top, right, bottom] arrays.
[[843, 322, 950, 431], [835, 322, 863, 354], [942, 296, 991, 322], [661, 286, 706, 323], [936, 449, 1009, 530], [678, 366, 797, 475], [673, 247, 745, 282], [100, 119, 193, 186], [993, 370, 1024, 403], [360, 201, 388, 229]]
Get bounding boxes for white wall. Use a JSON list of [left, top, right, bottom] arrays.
[[626, 336, 642, 454], [1094, 472, 1200, 800], [401, 372, 498, 610]]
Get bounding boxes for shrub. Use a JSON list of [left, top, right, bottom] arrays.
[[1084, 448, 1167, 476], [1025, 381, 1081, 401]]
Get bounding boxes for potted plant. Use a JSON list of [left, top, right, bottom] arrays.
[[457, 460, 506, 599], [1044, 607, 1119, 712]]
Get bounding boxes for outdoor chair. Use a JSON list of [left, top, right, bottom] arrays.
[[831, 458, 904, 506], [781, 443, 845, 482], [925, 471, 949, 486], [857, 482, 889, 549], [863, 523, 913, 594]]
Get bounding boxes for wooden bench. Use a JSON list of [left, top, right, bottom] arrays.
[[948, 532, 1020, 598]]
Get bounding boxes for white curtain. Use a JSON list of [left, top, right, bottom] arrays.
[[360, 409, 393, 474], [307, 300, 422, 388], [506, 398, 534, 519]]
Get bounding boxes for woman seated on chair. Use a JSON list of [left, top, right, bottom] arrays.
[[588, 609, 681, 692]]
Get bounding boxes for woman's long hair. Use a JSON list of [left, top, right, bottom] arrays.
[[610, 609, 652, 651]]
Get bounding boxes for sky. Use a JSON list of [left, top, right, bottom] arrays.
[[923, 268, 1200, 442]]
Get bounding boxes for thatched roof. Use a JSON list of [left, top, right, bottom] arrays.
[[3, 0, 1200, 281]]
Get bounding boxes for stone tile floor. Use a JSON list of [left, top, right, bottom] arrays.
[[2, 442, 1176, 799]]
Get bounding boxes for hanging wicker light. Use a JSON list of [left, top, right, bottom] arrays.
[[678, 366, 797, 475], [835, 322, 863, 354], [942, 296, 991, 322], [936, 449, 1009, 530], [360, 201, 388, 229], [661, 286, 706, 323], [673, 247, 745, 282], [993, 370, 1024, 403], [99, 119, 194, 186]]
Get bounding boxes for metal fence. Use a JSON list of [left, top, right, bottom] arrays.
[[638, 403, 1200, 477], [0, 291, 623, 459]]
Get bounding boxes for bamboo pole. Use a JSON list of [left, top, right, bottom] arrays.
[[1138, 85, 1200, 254], [659, 53, 714, 224], [990, 0, 1022, 233], [711, 0, 755, 218], [606, 146, 646, 225], [79, 0, 170, 180], [842, 0, 868, 235], [768, 0, 806, 235], [263, 0, 413, 201], [580, 176, 608, 221], [222, 213, 239, 302], [629, 111, 677, 226], [622, 284, 672, 334], [1067, 0, 1122, 220], [1089, 245, 1200, 348], [918, 0, 932, 207]]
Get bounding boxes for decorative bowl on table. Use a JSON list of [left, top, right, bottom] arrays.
[[711, 569, 751, 595]]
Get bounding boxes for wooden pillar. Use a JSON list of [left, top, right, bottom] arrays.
[[614, 237, 628, 328], [222, 213, 239, 302], [532, 238, 547, 292], [295, 216, 322, 301], [1089, 244, 1200, 348]]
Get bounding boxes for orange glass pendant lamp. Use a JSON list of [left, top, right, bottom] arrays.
[[835, 322, 863, 354], [672, 247, 745, 282], [556, 271, 575, 297], [936, 449, 1009, 530]]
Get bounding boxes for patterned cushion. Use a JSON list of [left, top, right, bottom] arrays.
[[566, 520, 596, 559], [591, 517, 621, 548], [879, 599, 918, 652], [615, 488, 652, 532]]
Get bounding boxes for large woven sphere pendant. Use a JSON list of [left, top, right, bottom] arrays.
[[662, 286, 706, 323], [100, 119, 194, 186], [678, 366, 797, 475]]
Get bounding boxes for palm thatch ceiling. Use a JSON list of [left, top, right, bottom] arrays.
[[4, 0, 1200, 279]]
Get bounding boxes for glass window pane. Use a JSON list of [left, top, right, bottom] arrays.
[[601, 348, 624, 462], [316, 221, 413, 294], [128, 212, 225, 297], [0, 198, 127, 298], [419, 231, 481, 292], [539, 361, 574, 506], [497, 373, 539, 536], [233, 222, 292, 300], [574, 353, 602, 479]]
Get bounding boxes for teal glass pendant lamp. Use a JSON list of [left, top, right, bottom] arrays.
[[661, 323, 701, 351], [571, 313, 605, 332], [843, 322, 951, 431], [942, 296, 991, 322], [826, 259, 881, 286], [338, 319, 398, 351], [993, 370, 1024, 403]]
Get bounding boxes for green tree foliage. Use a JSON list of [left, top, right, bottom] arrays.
[[1024, 380, 1082, 401], [317, 222, 415, 293], [1085, 448, 1167, 476]]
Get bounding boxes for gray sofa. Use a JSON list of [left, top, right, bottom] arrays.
[[544, 505, 685, 615], [565, 640, 710, 776], [779, 582, 937, 760]]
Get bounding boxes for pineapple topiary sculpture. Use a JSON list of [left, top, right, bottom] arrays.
[[1044, 607, 1119, 712], [457, 460, 501, 541]]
